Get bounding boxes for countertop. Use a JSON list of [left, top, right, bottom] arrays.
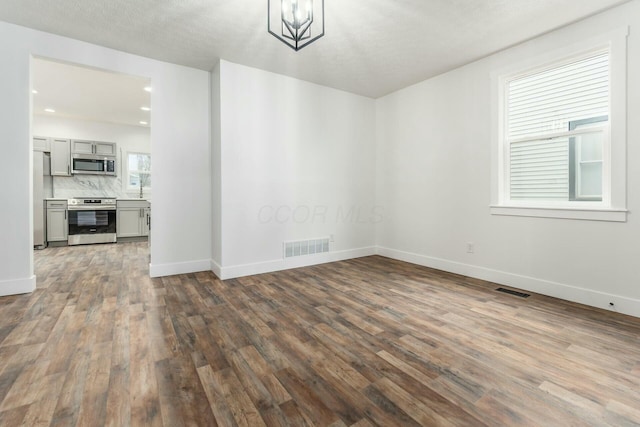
[[45, 197, 150, 206]]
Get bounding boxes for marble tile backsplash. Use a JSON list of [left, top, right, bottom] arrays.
[[53, 175, 134, 199]]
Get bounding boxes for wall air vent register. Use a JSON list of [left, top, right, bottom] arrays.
[[284, 237, 330, 258]]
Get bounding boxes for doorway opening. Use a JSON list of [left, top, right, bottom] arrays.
[[31, 57, 152, 281]]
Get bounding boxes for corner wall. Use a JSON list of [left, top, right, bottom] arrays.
[[211, 62, 222, 275], [375, 1, 640, 317], [215, 60, 377, 279]]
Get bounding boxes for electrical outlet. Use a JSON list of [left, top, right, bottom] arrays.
[[466, 242, 475, 253]]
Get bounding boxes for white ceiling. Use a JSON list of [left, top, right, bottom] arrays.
[[32, 58, 151, 127], [1, 0, 632, 98]]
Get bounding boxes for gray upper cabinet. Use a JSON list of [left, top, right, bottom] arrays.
[[71, 140, 94, 155], [95, 142, 116, 156], [72, 140, 116, 156], [50, 138, 71, 176], [33, 136, 50, 152]]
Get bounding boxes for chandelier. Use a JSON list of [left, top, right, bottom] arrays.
[[268, 0, 325, 51]]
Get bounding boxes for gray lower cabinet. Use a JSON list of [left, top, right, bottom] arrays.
[[117, 200, 150, 239], [142, 208, 150, 237], [46, 200, 68, 242]]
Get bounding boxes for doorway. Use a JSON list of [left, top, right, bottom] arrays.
[[31, 57, 152, 278]]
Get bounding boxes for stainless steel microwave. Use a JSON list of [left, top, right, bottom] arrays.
[[71, 154, 117, 176]]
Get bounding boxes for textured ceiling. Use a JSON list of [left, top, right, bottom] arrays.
[[0, 0, 632, 98]]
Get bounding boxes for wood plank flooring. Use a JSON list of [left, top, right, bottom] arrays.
[[0, 242, 639, 426]]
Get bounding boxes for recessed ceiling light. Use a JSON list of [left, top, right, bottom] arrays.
[[144, 86, 152, 93], [32, 89, 38, 94], [139, 121, 148, 125], [140, 106, 151, 111], [44, 108, 55, 113]]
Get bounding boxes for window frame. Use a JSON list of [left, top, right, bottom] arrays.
[[125, 151, 152, 192], [490, 27, 628, 222]]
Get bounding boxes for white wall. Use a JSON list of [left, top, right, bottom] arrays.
[[215, 60, 377, 278], [33, 115, 151, 199], [0, 23, 32, 295], [376, 1, 640, 317], [0, 21, 211, 295]]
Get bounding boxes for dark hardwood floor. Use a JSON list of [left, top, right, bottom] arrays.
[[0, 243, 639, 426]]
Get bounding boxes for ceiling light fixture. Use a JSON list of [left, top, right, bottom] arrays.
[[32, 89, 38, 94], [140, 106, 151, 111], [44, 108, 55, 113], [139, 121, 148, 125], [268, 0, 324, 51], [144, 86, 152, 93]]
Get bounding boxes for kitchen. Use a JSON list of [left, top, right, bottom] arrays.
[[32, 58, 152, 251]]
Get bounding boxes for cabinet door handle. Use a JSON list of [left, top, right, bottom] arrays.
[[67, 165, 70, 175], [64, 210, 67, 220]]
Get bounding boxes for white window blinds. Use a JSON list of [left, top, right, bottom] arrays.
[[506, 51, 609, 201]]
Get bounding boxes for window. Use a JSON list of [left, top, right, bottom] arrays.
[[127, 152, 151, 191], [507, 52, 608, 203], [492, 28, 628, 222]]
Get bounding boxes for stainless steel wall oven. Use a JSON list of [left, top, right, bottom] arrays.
[[67, 198, 116, 245]]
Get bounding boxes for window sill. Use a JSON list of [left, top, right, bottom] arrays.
[[490, 205, 627, 222]]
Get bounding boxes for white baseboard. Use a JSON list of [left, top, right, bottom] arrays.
[[149, 259, 211, 278], [0, 275, 36, 296], [376, 246, 640, 319], [214, 246, 377, 280]]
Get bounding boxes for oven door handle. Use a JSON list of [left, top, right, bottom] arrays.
[[68, 207, 116, 211]]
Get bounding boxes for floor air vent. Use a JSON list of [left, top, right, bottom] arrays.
[[284, 238, 330, 258], [496, 288, 530, 298]]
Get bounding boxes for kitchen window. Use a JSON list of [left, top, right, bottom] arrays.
[[491, 28, 628, 222], [127, 152, 151, 191]]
